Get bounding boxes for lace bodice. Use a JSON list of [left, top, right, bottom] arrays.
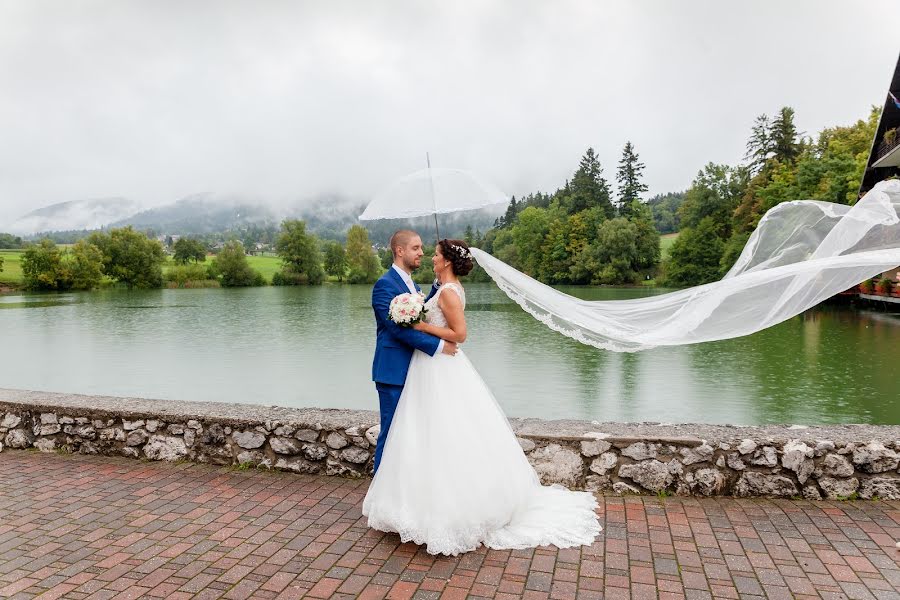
[[424, 283, 465, 327]]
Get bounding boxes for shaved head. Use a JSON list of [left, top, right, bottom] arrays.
[[390, 229, 417, 257], [390, 229, 424, 273]]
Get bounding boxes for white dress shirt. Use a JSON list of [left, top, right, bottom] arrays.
[[392, 264, 445, 354]]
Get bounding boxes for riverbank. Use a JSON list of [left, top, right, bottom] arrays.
[[3, 388, 900, 500]]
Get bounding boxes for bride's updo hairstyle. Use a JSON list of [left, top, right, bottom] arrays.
[[437, 239, 474, 277]]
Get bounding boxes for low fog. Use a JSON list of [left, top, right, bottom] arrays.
[[1, 0, 898, 229]]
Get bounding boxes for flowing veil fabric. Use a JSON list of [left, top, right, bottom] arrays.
[[471, 180, 900, 352]]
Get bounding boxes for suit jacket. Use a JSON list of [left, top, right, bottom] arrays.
[[371, 268, 441, 385]]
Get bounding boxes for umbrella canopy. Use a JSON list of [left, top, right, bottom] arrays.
[[359, 167, 508, 221]]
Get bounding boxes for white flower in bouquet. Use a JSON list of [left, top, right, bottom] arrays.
[[389, 292, 427, 327]]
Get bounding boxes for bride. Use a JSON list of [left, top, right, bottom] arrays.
[[362, 238, 601, 556]]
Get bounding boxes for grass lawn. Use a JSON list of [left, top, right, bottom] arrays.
[[245, 254, 283, 280], [0, 250, 23, 287], [162, 253, 284, 283], [660, 233, 678, 260]]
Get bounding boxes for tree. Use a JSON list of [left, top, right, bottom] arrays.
[[495, 196, 519, 228], [539, 212, 589, 283], [212, 241, 261, 286], [630, 201, 661, 272], [323, 241, 347, 282], [647, 191, 684, 234], [678, 163, 747, 239], [744, 114, 773, 175], [567, 148, 614, 217], [569, 218, 640, 284], [770, 106, 803, 164], [87, 227, 165, 289], [0, 254, 3, 273], [345, 225, 381, 284], [663, 217, 726, 286], [275, 220, 324, 285], [378, 247, 393, 269], [0, 233, 23, 249], [615, 142, 649, 218], [68, 239, 104, 290], [173, 238, 206, 264], [21, 239, 67, 290], [511, 206, 552, 276]]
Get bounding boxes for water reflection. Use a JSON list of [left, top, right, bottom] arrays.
[[0, 284, 897, 424]]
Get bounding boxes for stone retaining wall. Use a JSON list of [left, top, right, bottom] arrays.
[[2, 388, 900, 499]]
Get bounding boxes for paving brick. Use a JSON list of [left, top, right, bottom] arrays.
[[2, 451, 899, 600]]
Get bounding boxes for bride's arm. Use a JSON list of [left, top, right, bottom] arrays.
[[412, 290, 467, 343]]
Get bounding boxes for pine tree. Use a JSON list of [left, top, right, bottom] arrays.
[[744, 114, 773, 175], [770, 106, 803, 163], [568, 148, 613, 217], [497, 195, 519, 228], [615, 142, 649, 218]]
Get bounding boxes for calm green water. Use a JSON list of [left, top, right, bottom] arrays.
[[1, 284, 898, 425]]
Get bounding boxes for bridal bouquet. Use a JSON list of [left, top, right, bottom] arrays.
[[389, 292, 427, 327]]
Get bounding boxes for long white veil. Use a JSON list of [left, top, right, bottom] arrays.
[[471, 179, 900, 352]]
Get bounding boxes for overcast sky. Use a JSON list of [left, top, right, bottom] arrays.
[[1, 0, 898, 227]]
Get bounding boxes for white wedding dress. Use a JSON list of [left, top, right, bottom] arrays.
[[362, 283, 601, 556]]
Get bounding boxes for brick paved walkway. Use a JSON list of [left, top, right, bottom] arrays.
[[2, 452, 900, 600]]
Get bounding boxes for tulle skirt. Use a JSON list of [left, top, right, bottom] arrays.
[[362, 349, 601, 556]]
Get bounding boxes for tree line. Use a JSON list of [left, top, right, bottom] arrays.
[[14, 221, 389, 291], [478, 143, 660, 285], [659, 106, 878, 286], [6, 105, 881, 292]]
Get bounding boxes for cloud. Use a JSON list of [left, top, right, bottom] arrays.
[[0, 0, 898, 227]]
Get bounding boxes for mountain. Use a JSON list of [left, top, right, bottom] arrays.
[[112, 193, 285, 233], [7, 197, 142, 236], [7, 191, 504, 244]]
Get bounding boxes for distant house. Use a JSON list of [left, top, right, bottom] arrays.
[[860, 53, 900, 196], [859, 52, 900, 291]]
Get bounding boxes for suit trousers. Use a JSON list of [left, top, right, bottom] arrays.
[[373, 382, 404, 473]]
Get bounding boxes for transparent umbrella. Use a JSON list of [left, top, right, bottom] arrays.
[[359, 156, 508, 239]]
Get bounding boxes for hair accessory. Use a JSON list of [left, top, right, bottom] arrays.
[[450, 243, 472, 260]]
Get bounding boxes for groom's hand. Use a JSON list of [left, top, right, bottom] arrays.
[[441, 341, 458, 356]]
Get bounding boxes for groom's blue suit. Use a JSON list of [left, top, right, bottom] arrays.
[[371, 267, 441, 473]]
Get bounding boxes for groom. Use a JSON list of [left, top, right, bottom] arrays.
[[371, 230, 458, 473]]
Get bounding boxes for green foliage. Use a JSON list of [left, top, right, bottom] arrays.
[[275, 220, 324, 285], [378, 247, 393, 270], [734, 106, 876, 232], [512, 207, 552, 276], [172, 237, 207, 264], [0, 254, 3, 273], [0, 233, 23, 249], [771, 106, 803, 164], [565, 148, 614, 217], [165, 262, 215, 287], [678, 163, 747, 238], [211, 241, 265, 287], [615, 141, 648, 217], [20, 238, 104, 291], [68, 240, 105, 290], [539, 212, 589, 283], [648, 192, 684, 234], [345, 225, 381, 284], [720, 231, 750, 276], [87, 227, 165, 289], [323, 240, 347, 282], [663, 217, 725, 286], [21, 239, 66, 290]]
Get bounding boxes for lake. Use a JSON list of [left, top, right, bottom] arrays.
[[1, 283, 898, 425]]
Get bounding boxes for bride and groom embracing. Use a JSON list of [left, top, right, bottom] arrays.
[[362, 229, 601, 556]]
